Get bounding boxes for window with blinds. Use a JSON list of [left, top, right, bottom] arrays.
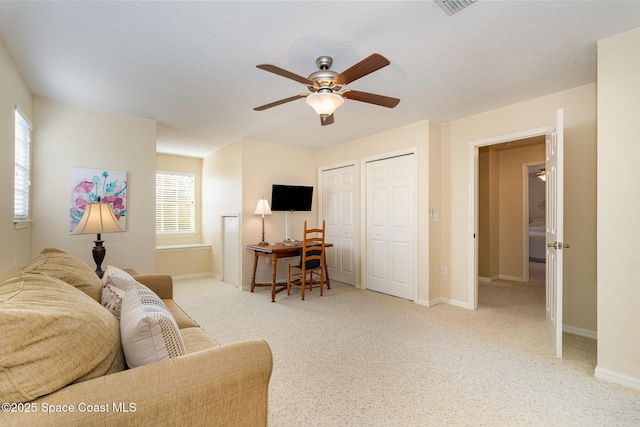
[[155, 172, 195, 234], [14, 107, 32, 222]]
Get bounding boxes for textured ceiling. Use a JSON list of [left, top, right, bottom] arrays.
[[1, 1, 639, 157]]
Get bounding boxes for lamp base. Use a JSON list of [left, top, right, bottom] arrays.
[[258, 241, 269, 246], [92, 239, 106, 278]]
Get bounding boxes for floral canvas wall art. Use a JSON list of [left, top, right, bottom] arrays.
[[70, 167, 127, 232]]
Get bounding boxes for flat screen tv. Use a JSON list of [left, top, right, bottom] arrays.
[[271, 184, 313, 212]]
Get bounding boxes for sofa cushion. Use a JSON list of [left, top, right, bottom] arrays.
[[0, 272, 125, 403], [120, 281, 186, 368], [180, 327, 220, 354], [163, 299, 200, 329], [23, 248, 102, 302]]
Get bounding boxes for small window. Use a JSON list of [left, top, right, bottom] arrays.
[[14, 106, 32, 222], [155, 172, 195, 234]]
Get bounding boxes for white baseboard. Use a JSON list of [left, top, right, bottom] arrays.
[[439, 298, 473, 309], [479, 274, 526, 283], [418, 298, 442, 307], [498, 273, 525, 282], [594, 366, 640, 392], [172, 272, 215, 280], [563, 324, 597, 340], [478, 275, 500, 283]]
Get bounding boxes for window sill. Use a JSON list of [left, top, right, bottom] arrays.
[[156, 243, 211, 252], [156, 232, 197, 238], [14, 220, 32, 230]]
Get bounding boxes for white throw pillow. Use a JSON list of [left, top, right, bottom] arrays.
[[102, 265, 135, 291], [119, 281, 185, 368]]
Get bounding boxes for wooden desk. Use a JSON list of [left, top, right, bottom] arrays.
[[247, 242, 332, 302]]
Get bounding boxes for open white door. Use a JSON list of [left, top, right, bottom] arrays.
[[546, 108, 565, 358]]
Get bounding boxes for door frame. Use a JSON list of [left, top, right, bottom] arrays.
[[468, 128, 547, 309], [361, 147, 418, 302]]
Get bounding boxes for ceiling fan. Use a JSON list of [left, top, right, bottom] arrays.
[[253, 53, 400, 126]]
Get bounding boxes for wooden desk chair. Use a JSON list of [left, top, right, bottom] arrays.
[[287, 220, 326, 300]]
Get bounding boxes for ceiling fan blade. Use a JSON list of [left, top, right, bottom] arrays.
[[321, 114, 335, 126], [343, 90, 400, 108], [254, 94, 307, 111], [334, 54, 391, 86], [256, 64, 314, 86]]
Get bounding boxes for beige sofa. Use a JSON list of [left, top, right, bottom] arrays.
[[0, 249, 272, 427]]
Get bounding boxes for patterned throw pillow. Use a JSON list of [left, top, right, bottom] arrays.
[[100, 265, 137, 318], [102, 284, 126, 319], [119, 281, 186, 368]]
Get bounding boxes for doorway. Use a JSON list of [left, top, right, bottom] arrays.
[[477, 138, 545, 289], [471, 111, 565, 358], [468, 128, 548, 310]]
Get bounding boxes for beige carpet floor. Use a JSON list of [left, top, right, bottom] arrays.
[[173, 267, 640, 426]]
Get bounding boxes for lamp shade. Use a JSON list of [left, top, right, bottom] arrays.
[[253, 198, 272, 216], [305, 92, 344, 117], [72, 201, 124, 235]]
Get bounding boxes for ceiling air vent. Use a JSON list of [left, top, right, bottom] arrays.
[[435, 0, 477, 16]]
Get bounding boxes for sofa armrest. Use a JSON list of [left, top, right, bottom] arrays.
[[133, 274, 173, 299], [2, 340, 272, 427]]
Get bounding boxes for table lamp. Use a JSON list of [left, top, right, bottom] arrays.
[[72, 197, 124, 278], [253, 197, 272, 246]]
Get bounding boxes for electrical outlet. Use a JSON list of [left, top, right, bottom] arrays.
[[441, 266, 448, 275]]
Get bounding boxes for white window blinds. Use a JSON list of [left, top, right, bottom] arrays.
[[14, 107, 32, 221], [155, 172, 195, 233]]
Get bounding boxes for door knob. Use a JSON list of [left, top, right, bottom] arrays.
[[548, 242, 571, 250]]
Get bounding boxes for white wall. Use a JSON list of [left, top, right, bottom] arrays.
[[441, 84, 597, 333], [31, 98, 157, 274], [241, 139, 318, 287], [596, 27, 640, 389], [0, 37, 33, 275], [203, 140, 243, 281], [203, 138, 318, 288]]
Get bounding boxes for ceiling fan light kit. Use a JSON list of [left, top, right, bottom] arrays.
[[305, 91, 344, 118], [254, 53, 400, 126]]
